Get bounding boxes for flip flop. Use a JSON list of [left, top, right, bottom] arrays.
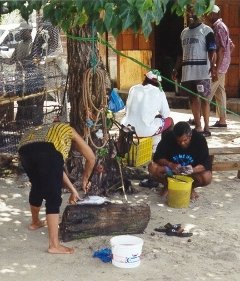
[[199, 130, 211, 137], [139, 179, 159, 188], [166, 228, 193, 237], [154, 223, 182, 233], [210, 121, 227, 128]]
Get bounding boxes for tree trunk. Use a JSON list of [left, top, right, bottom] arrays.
[[67, 25, 95, 135], [59, 202, 150, 242], [66, 25, 120, 195]]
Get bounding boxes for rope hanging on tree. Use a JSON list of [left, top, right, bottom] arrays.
[[82, 67, 109, 149]]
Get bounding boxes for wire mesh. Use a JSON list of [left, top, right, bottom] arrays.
[[0, 18, 67, 154]]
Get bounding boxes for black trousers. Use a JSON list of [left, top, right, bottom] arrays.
[[19, 142, 64, 214]]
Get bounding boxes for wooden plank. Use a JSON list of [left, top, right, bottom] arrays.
[[209, 147, 240, 155], [118, 50, 152, 90], [0, 87, 63, 105], [212, 161, 240, 171]]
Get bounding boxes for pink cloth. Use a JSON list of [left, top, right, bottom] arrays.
[[213, 19, 233, 74], [153, 117, 173, 136]]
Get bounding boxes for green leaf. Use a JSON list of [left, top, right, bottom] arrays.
[[121, 7, 136, 30], [141, 21, 153, 38], [111, 17, 123, 37], [29, 0, 43, 12], [103, 3, 114, 31], [194, 0, 208, 16], [97, 148, 108, 157], [142, 0, 153, 11], [177, 0, 190, 9], [152, 0, 165, 25], [126, 0, 137, 6], [20, 5, 31, 21], [77, 12, 88, 27], [61, 18, 71, 32], [95, 18, 106, 35], [171, 2, 186, 16], [194, 0, 215, 16], [205, 0, 215, 14], [93, 0, 105, 10], [54, 9, 63, 23], [43, 3, 55, 20], [76, 0, 84, 10]]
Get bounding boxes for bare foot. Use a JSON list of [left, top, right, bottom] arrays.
[[191, 189, 199, 200], [28, 220, 47, 230], [48, 245, 74, 254]]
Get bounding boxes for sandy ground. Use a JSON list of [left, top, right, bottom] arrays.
[[1, 109, 240, 281]]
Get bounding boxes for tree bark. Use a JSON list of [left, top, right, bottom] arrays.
[[67, 25, 94, 135], [59, 202, 150, 242]]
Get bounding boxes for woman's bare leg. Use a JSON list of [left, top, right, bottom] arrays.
[[29, 205, 46, 230], [47, 214, 74, 254]]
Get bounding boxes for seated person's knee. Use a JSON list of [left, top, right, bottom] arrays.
[[148, 161, 159, 175], [200, 171, 212, 186]]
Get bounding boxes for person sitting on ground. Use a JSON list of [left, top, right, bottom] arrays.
[[147, 121, 212, 199], [121, 70, 173, 137], [18, 122, 96, 254]]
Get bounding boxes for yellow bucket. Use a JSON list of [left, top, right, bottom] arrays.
[[167, 175, 193, 208]]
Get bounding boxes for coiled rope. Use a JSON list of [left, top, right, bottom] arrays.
[[82, 67, 109, 149]]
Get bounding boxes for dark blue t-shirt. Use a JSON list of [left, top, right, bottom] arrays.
[[153, 129, 212, 170]]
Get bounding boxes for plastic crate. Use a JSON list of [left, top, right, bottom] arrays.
[[127, 137, 153, 167]]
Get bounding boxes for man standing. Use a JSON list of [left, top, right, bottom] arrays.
[[208, 5, 235, 128], [172, 7, 217, 137]]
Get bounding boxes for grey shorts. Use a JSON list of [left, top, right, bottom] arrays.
[[181, 79, 211, 98]]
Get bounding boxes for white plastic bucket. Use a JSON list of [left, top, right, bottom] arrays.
[[110, 235, 143, 268]]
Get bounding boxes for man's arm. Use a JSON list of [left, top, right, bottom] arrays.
[[191, 164, 206, 174], [230, 40, 235, 54], [216, 46, 225, 72], [206, 30, 218, 81], [208, 50, 218, 81], [71, 128, 96, 193], [155, 158, 181, 172]]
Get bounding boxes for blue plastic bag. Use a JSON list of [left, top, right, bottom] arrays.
[[93, 248, 112, 263], [108, 89, 125, 113]]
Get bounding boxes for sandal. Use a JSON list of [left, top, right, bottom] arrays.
[[166, 228, 193, 237], [199, 130, 211, 137], [154, 223, 182, 233], [210, 121, 227, 128], [139, 179, 159, 188]]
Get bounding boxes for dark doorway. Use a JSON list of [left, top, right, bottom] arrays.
[[154, 4, 184, 91]]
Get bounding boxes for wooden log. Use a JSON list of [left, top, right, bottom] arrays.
[[59, 202, 150, 242]]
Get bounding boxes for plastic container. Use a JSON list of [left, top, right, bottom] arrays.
[[127, 137, 152, 167], [110, 235, 144, 268], [167, 175, 193, 208]]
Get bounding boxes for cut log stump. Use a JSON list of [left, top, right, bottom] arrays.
[[59, 202, 151, 242]]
